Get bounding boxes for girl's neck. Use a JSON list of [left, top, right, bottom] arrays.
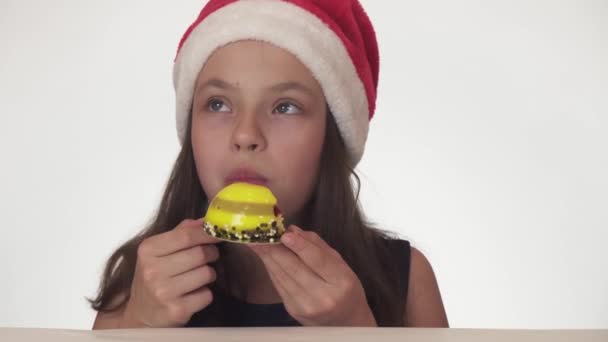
[[220, 242, 283, 304]]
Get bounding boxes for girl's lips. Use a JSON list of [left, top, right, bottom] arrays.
[[228, 177, 268, 186], [225, 167, 268, 186]]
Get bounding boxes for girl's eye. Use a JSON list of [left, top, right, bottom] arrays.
[[207, 98, 231, 112], [273, 102, 301, 115]]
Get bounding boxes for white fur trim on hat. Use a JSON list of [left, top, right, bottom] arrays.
[[173, 0, 369, 165]]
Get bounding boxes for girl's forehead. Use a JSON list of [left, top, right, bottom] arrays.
[[197, 41, 323, 91], [205, 40, 307, 69]]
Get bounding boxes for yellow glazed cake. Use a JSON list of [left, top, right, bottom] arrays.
[[203, 182, 285, 243]]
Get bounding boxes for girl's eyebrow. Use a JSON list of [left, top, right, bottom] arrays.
[[196, 78, 234, 93], [196, 78, 315, 97], [269, 81, 315, 97]]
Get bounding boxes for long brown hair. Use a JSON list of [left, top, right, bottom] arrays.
[[89, 111, 408, 326]]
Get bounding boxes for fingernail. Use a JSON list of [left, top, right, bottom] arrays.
[[290, 225, 302, 233], [282, 233, 296, 245]]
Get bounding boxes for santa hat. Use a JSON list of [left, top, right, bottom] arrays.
[[173, 0, 379, 165]]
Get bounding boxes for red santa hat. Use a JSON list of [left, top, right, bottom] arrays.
[[173, 0, 379, 165]]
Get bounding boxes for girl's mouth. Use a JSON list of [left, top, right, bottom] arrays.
[[226, 167, 268, 186]]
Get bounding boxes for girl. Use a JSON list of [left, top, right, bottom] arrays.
[[90, 0, 448, 328]]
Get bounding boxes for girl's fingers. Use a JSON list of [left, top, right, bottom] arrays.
[[260, 257, 291, 300], [169, 265, 217, 297], [288, 225, 325, 249], [254, 245, 320, 299], [179, 287, 214, 317], [280, 229, 342, 283], [258, 249, 311, 308], [159, 244, 219, 277], [269, 245, 324, 290], [141, 219, 220, 257]]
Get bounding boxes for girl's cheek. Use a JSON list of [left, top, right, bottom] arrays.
[[192, 118, 232, 163], [194, 110, 235, 130], [193, 117, 236, 149]]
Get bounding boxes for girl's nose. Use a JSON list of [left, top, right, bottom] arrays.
[[231, 113, 267, 152]]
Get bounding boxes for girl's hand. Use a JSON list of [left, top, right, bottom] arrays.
[[121, 219, 221, 328], [249, 225, 377, 327]]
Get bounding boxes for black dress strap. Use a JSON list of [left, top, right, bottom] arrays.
[[395, 239, 411, 302]]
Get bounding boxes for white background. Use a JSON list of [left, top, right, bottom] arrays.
[[1, 0, 606, 329]]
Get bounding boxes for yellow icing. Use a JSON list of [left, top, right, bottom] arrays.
[[204, 182, 282, 232], [215, 182, 277, 205]]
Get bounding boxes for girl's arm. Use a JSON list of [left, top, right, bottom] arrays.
[[405, 247, 449, 327]]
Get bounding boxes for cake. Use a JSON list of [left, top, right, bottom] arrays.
[[203, 182, 286, 244]]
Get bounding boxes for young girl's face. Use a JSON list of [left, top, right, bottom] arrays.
[[191, 40, 327, 220]]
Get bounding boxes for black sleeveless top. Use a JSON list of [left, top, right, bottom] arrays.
[[186, 239, 410, 327]]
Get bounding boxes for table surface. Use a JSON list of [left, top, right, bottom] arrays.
[[1, 327, 607, 342]]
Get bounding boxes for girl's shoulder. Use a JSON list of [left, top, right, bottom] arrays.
[[376, 233, 448, 327], [406, 245, 449, 327]]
